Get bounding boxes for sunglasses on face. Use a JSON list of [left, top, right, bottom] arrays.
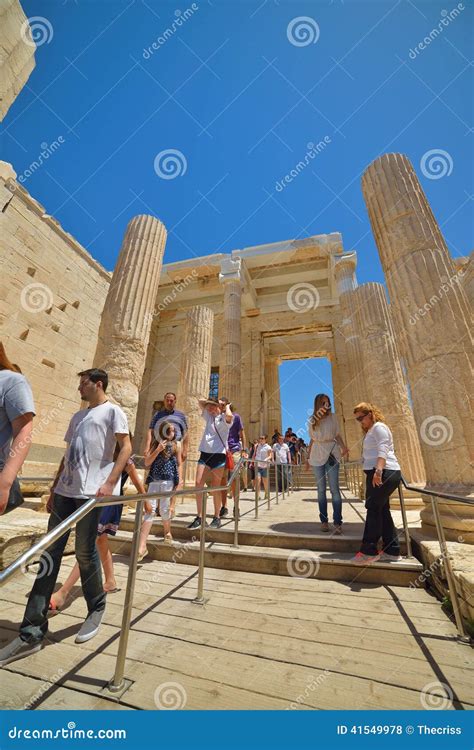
[[355, 414, 369, 422]]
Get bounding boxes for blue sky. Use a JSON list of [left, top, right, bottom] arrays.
[[3, 0, 472, 438]]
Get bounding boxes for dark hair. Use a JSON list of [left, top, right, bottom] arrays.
[[164, 392, 176, 399], [78, 368, 108, 392]]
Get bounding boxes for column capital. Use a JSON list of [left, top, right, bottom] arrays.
[[334, 252, 358, 295], [219, 256, 242, 284]]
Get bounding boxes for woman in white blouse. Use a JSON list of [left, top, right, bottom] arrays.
[[306, 394, 348, 533], [352, 402, 402, 564]]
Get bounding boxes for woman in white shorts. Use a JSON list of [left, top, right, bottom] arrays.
[[138, 421, 182, 559]]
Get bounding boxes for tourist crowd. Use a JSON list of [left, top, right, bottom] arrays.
[[0, 341, 403, 666]]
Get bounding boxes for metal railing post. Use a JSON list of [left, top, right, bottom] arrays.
[[275, 462, 279, 505], [397, 483, 413, 558], [267, 465, 271, 510], [108, 497, 144, 693], [254, 473, 259, 519], [430, 495, 470, 643], [193, 491, 208, 604], [233, 471, 240, 548]]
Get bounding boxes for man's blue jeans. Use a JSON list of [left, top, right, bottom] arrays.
[[312, 460, 343, 525], [20, 493, 106, 644]]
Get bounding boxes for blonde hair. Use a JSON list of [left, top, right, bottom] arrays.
[[353, 402, 386, 433]]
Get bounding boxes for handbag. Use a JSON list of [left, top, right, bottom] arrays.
[[3, 477, 25, 514], [213, 418, 234, 470], [327, 439, 338, 467]]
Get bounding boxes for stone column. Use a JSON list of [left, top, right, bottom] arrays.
[[332, 325, 362, 459], [362, 153, 473, 538], [264, 358, 282, 435], [352, 282, 426, 484], [218, 257, 242, 407], [178, 305, 214, 485], [334, 253, 367, 458], [93, 215, 167, 431]]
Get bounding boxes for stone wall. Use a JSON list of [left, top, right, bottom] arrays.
[[0, 162, 110, 460], [0, 0, 36, 121]]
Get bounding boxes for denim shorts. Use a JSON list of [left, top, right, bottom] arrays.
[[198, 451, 226, 470], [257, 467, 268, 478]]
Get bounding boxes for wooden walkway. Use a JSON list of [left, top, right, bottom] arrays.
[[1, 554, 473, 710]]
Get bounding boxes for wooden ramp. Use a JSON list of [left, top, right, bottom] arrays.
[[1, 557, 472, 710]]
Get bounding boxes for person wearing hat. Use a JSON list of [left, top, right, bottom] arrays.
[[188, 397, 233, 529]]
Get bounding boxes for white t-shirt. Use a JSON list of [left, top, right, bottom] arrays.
[[273, 442, 290, 464], [308, 413, 341, 467], [362, 422, 400, 471], [55, 401, 129, 499], [198, 411, 231, 454], [256, 443, 272, 468]]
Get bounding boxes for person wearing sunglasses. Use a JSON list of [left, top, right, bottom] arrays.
[[352, 402, 402, 564]]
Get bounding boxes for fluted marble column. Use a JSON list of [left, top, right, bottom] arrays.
[[334, 253, 367, 458], [332, 325, 362, 459], [94, 215, 167, 430], [219, 257, 242, 407], [264, 358, 282, 435], [362, 153, 473, 539], [352, 283, 425, 484], [178, 306, 214, 483]]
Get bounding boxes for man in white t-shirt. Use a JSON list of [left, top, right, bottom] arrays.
[[272, 434, 290, 492], [255, 435, 272, 497], [0, 369, 131, 668]]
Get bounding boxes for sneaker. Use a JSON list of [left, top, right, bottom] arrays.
[[188, 516, 201, 529], [333, 525, 342, 535], [0, 637, 43, 667], [321, 522, 330, 532], [352, 552, 381, 565], [219, 506, 229, 518], [379, 552, 403, 562], [75, 609, 104, 644], [209, 516, 221, 529], [163, 533, 173, 545]]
